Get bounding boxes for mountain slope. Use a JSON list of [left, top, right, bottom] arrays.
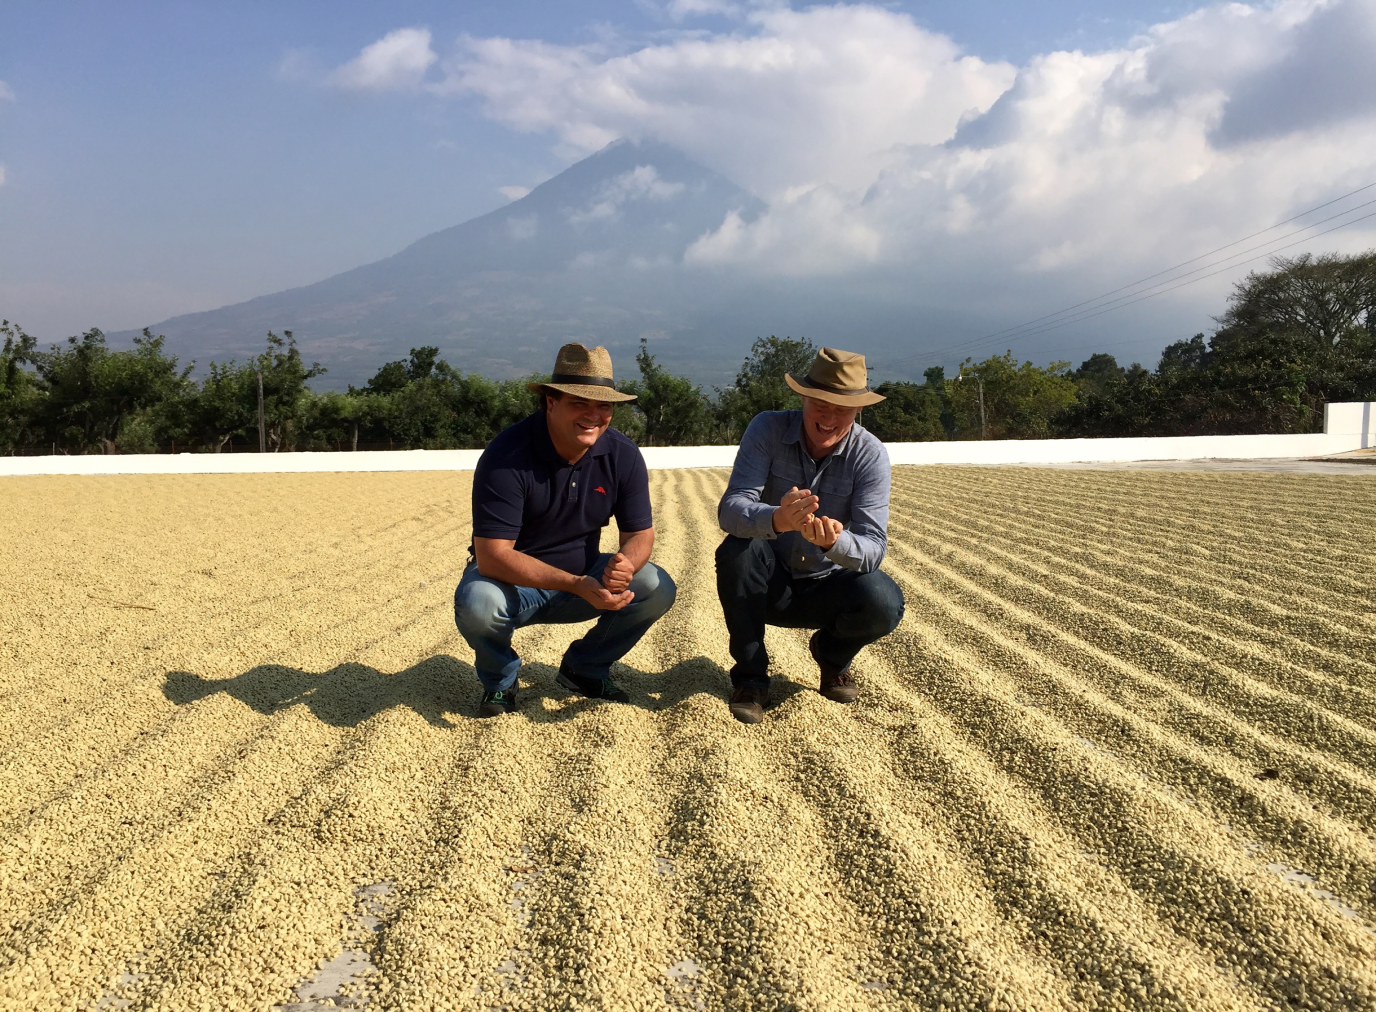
[[122, 140, 765, 387]]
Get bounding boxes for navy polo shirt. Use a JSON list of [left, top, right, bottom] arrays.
[[470, 411, 653, 576]]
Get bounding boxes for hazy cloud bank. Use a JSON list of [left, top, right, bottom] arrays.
[[321, 1, 1376, 352]]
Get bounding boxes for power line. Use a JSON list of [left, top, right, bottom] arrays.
[[879, 180, 1376, 371], [968, 196, 1376, 350], [999, 207, 1376, 344], [967, 181, 1376, 346]]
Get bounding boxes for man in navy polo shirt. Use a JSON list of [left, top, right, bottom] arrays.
[[454, 343, 677, 717]]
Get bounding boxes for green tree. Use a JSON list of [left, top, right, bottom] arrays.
[[485, 376, 542, 438], [1072, 353, 1126, 398], [1060, 251, 1376, 436], [1055, 362, 1156, 437], [863, 381, 945, 441], [1205, 251, 1376, 427], [715, 335, 816, 439], [0, 320, 40, 450], [923, 365, 956, 436], [949, 352, 1078, 440], [610, 397, 645, 444], [254, 331, 326, 451], [371, 373, 456, 448], [28, 328, 194, 453], [354, 348, 541, 449], [624, 339, 719, 445], [1221, 251, 1376, 350], [187, 360, 256, 452], [299, 388, 371, 451], [366, 346, 439, 396], [365, 360, 411, 395]]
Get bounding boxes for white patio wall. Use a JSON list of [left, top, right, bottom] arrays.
[[1324, 400, 1375, 448], [2, 403, 1372, 476]]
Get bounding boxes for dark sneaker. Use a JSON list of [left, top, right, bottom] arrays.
[[556, 663, 631, 703], [810, 631, 858, 704], [728, 684, 768, 724], [478, 688, 519, 718]]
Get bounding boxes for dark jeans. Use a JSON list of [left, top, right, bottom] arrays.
[[715, 535, 905, 689]]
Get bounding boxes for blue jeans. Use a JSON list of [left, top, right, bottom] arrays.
[[454, 555, 678, 692]]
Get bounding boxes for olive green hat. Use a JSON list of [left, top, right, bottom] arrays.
[[784, 347, 885, 407]]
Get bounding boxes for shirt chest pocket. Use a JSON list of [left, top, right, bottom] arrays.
[[764, 461, 808, 507], [815, 472, 853, 522]]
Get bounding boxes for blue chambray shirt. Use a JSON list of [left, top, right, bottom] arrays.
[[717, 410, 891, 578]]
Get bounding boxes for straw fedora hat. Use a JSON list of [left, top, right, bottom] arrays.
[[784, 347, 885, 407], [527, 343, 637, 403]]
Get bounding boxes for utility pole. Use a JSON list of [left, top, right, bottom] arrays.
[[977, 376, 987, 440], [255, 367, 266, 453], [957, 369, 988, 439]]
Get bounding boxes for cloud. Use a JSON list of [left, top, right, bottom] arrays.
[[662, 0, 747, 19], [635, 0, 782, 22], [506, 214, 538, 239], [668, 0, 739, 16], [0, 164, 6, 187], [438, 5, 1015, 196], [499, 185, 532, 201], [568, 165, 686, 223], [1213, 0, 1376, 144], [685, 184, 881, 273], [329, 27, 437, 91], [850, 0, 1376, 277], [337, 2, 1376, 359], [440, 0, 1376, 303]]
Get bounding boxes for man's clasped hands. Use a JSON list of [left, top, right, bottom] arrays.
[[771, 485, 843, 548], [578, 550, 638, 611], [585, 484, 838, 614]]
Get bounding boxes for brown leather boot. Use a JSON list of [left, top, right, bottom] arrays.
[[728, 684, 768, 724], [811, 631, 858, 704]]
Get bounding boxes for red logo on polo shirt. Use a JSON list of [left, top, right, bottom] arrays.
[[595, 486, 607, 494]]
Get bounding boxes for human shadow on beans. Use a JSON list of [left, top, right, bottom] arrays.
[[162, 654, 791, 727], [162, 656, 472, 728]]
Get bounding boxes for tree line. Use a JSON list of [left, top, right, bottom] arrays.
[[2, 251, 1373, 454]]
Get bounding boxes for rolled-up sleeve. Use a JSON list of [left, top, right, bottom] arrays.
[[822, 440, 889, 574], [718, 415, 780, 540]]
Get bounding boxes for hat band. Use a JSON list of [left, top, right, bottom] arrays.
[[798, 373, 870, 397], [551, 372, 615, 388]]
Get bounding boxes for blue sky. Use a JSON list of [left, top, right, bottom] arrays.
[[3, 0, 1374, 372]]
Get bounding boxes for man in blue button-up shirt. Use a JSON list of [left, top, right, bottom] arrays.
[[716, 348, 905, 723]]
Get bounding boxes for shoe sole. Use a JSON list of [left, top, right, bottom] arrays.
[[819, 688, 858, 704], [478, 704, 514, 718]]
